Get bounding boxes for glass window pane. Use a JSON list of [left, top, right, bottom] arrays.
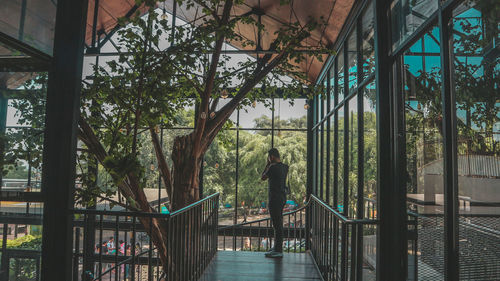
[[3, 74, 47, 192], [204, 130, 237, 225], [337, 48, 345, 102], [347, 96, 358, 218], [275, 131, 308, 204], [322, 123, 327, 200], [275, 99, 308, 129], [329, 114, 335, 205], [329, 65, 336, 107], [347, 28, 358, 93], [337, 106, 345, 211], [404, 26, 444, 280], [0, 0, 57, 55], [453, 2, 500, 280], [239, 99, 271, 129], [391, 0, 439, 50], [363, 81, 377, 218], [9, 258, 40, 281], [362, 81, 377, 278], [361, 1, 375, 78]]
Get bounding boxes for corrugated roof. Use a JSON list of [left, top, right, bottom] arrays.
[[85, 0, 355, 83]]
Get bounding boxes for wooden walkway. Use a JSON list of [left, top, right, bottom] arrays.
[[199, 251, 323, 281]]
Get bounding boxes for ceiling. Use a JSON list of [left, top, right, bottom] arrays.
[[85, 0, 355, 83], [1, 0, 355, 88]]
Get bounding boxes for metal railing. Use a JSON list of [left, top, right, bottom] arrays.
[[308, 195, 379, 281], [72, 193, 219, 281], [218, 205, 307, 252]]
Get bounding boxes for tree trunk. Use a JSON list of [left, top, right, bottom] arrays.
[[171, 133, 203, 211], [78, 118, 178, 278]]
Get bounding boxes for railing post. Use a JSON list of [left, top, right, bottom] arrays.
[[82, 213, 96, 281], [73, 227, 80, 281]]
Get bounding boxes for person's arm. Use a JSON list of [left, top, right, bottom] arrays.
[[261, 157, 274, 180], [261, 163, 271, 181]]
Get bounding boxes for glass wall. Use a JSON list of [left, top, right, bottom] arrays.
[[0, 0, 57, 55], [312, 1, 377, 279], [86, 95, 309, 224], [0, 72, 47, 281], [452, 1, 500, 280], [313, 0, 498, 280], [402, 25, 445, 280], [203, 98, 309, 224]]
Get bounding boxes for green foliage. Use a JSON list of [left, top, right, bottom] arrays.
[[76, 0, 328, 208], [0, 235, 42, 250], [4, 163, 29, 179], [103, 153, 145, 187], [0, 235, 42, 281], [2, 75, 46, 177], [203, 115, 308, 208]]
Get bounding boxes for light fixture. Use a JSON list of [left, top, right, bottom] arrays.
[[215, 162, 219, 169], [200, 112, 207, 119], [304, 103, 310, 110], [203, 161, 207, 167], [252, 100, 257, 108], [150, 163, 155, 171], [210, 112, 216, 119], [221, 89, 229, 99], [161, 3, 167, 20], [155, 125, 160, 134]]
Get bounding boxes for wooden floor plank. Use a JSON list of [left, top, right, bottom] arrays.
[[199, 251, 322, 281]]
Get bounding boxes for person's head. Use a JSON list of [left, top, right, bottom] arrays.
[[109, 237, 114, 241], [268, 148, 280, 163]]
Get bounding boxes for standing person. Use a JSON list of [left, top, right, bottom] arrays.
[[261, 148, 288, 258], [125, 245, 131, 281], [106, 237, 115, 254], [119, 240, 125, 255]]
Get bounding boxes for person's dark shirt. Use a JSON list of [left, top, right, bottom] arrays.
[[264, 162, 288, 203]]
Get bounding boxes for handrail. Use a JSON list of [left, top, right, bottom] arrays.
[[72, 208, 171, 218], [73, 193, 220, 281], [73, 192, 220, 218], [218, 204, 308, 230], [219, 194, 379, 232], [171, 192, 219, 215], [310, 194, 379, 224]]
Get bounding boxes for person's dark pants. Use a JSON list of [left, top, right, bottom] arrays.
[[269, 198, 285, 252]]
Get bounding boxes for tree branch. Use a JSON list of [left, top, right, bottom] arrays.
[[193, 0, 234, 156], [96, 195, 140, 211], [171, 63, 204, 96], [202, 26, 312, 149], [149, 126, 174, 201], [193, 0, 221, 24]]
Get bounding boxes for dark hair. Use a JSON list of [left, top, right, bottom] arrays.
[[268, 148, 280, 158]]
